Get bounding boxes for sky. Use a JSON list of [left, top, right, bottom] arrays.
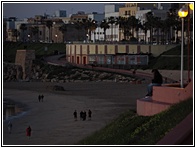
[[2, 2, 109, 19]]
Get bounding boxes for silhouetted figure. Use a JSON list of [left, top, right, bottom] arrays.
[[88, 109, 92, 120], [38, 95, 41, 102], [8, 121, 12, 134], [26, 126, 32, 138], [41, 95, 44, 102], [80, 111, 83, 120], [146, 69, 163, 97], [83, 111, 86, 121], [73, 110, 77, 121]]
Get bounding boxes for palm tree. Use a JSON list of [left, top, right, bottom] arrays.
[[12, 29, 19, 42], [20, 23, 27, 42], [135, 20, 142, 42], [108, 16, 115, 41], [59, 24, 67, 42], [153, 17, 161, 44], [115, 16, 125, 40], [100, 19, 109, 41], [145, 12, 155, 43], [30, 26, 39, 42], [141, 21, 148, 44], [81, 18, 97, 42], [45, 20, 53, 42], [166, 8, 179, 44]]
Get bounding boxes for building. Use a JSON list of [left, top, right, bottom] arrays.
[[104, 4, 125, 42], [54, 10, 67, 17], [88, 12, 105, 42]]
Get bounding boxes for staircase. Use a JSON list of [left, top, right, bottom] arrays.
[[137, 81, 193, 116]]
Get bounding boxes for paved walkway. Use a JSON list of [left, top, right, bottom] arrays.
[[44, 54, 193, 83]]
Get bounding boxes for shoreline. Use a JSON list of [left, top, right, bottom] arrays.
[[3, 98, 29, 122], [3, 81, 147, 145]]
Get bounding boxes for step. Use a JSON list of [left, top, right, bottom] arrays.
[[137, 97, 172, 116], [152, 81, 193, 104]]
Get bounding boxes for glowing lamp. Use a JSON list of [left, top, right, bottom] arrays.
[[178, 7, 188, 18], [189, 3, 194, 10]]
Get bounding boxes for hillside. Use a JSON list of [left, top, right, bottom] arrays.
[[3, 41, 66, 63]]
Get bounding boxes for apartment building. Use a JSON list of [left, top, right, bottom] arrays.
[[88, 12, 105, 42], [104, 4, 125, 41]]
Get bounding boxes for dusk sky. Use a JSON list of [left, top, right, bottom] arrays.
[[3, 2, 110, 19]]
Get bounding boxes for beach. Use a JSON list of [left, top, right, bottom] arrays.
[[3, 81, 147, 145]]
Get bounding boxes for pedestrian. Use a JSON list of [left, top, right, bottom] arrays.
[[8, 121, 12, 134], [26, 126, 32, 138], [38, 95, 41, 102], [88, 109, 92, 120], [41, 94, 44, 102], [80, 111, 83, 120], [146, 69, 163, 97], [83, 111, 86, 121], [73, 110, 77, 121]]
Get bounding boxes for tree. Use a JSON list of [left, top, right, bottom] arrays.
[[12, 29, 19, 42], [59, 24, 67, 42], [45, 20, 53, 42], [166, 8, 179, 44], [20, 23, 27, 42], [81, 18, 97, 42], [108, 16, 115, 41], [100, 19, 109, 41], [30, 26, 39, 42], [145, 12, 155, 43]]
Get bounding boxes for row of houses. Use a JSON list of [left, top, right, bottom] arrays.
[[3, 3, 185, 43], [65, 43, 178, 66]]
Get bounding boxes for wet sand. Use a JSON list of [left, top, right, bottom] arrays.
[[3, 81, 147, 145]]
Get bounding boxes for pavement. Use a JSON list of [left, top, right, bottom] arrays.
[[44, 54, 193, 83]]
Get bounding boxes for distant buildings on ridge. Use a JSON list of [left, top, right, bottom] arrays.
[[4, 3, 189, 44]]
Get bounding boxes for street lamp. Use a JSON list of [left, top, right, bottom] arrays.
[[86, 34, 89, 42], [28, 34, 30, 42], [187, 3, 194, 82], [189, 3, 194, 10], [178, 6, 188, 88], [55, 34, 58, 43]]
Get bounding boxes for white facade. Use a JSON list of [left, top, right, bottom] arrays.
[[88, 13, 105, 42], [54, 10, 67, 17], [104, 4, 124, 42], [136, 9, 168, 42]]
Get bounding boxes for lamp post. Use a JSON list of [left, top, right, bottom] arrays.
[[28, 34, 30, 42], [178, 6, 188, 88], [187, 3, 194, 82], [86, 34, 89, 42], [55, 34, 58, 43]]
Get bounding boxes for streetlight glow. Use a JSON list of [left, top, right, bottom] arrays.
[[189, 3, 194, 10], [178, 7, 188, 18]]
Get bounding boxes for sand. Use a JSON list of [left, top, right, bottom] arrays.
[[3, 81, 147, 146]]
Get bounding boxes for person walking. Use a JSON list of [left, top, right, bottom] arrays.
[[88, 109, 92, 120], [41, 94, 44, 102], [26, 126, 32, 138], [8, 121, 12, 134], [80, 111, 83, 120], [38, 95, 41, 102], [83, 111, 86, 121], [73, 110, 77, 121]]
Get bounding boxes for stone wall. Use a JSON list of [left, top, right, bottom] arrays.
[[3, 62, 23, 81], [15, 50, 35, 80]]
